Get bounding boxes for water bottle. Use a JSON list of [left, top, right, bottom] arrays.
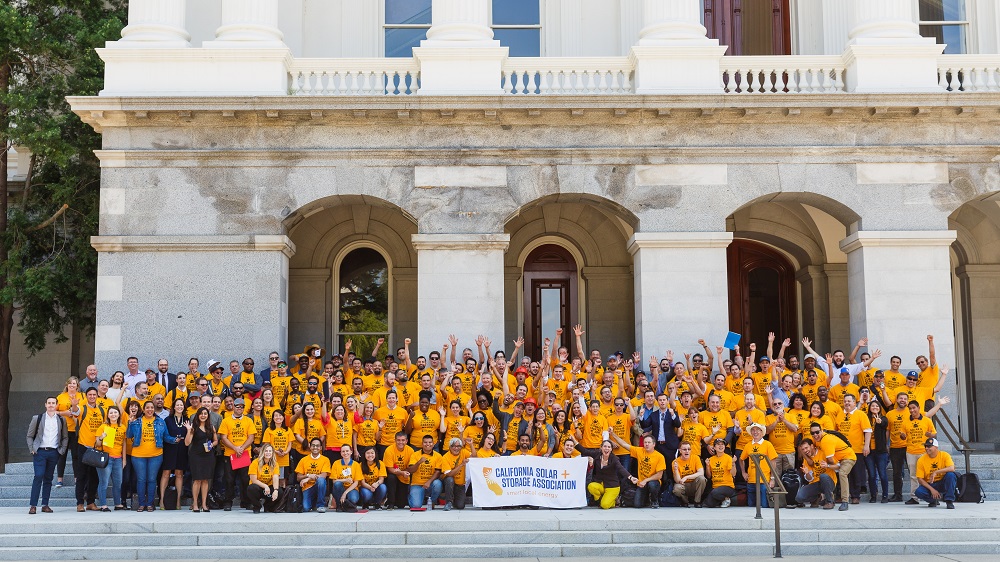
[[426, 495, 432, 509]]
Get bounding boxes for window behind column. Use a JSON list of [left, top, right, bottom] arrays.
[[918, 0, 968, 54], [384, 0, 541, 57]]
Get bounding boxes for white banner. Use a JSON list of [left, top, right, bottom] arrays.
[[468, 456, 589, 509]]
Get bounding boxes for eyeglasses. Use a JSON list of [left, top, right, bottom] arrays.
[[233, 386, 244, 390], [810, 431, 821, 436], [198, 382, 208, 386], [269, 357, 279, 361]]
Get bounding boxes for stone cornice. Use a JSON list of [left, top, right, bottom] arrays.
[[91, 235, 296, 258], [839, 231, 958, 254], [627, 232, 734, 254], [410, 234, 510, 251]]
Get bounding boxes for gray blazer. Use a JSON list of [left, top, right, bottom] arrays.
[[26, 413, 69, 455]]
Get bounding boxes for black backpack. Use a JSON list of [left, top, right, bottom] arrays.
[[780, 468, 800, 502], [957, 473, 986, 503], [283, 483, 304, 513]]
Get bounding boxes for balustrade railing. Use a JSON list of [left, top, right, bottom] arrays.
[[721, 56, 846, 94], [288, 59, 419, 95], [938, 55, 1000, 92], [501, 57, 634, 95]]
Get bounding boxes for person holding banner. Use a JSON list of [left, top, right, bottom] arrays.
[[552, 438, 581, 458], [585, 440, 633, 509]]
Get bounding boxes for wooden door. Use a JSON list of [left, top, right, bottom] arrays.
[[704, 0, 792, 56], [727, 239, 797, 351], [523, 245, 578, 361]]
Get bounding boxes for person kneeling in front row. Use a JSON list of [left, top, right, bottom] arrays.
[[703, 439, 737, 508], [295, 438, 331, 513], [914, 438, 957, 509], [795, 439, 836, 509], [408, 435, 443, 509], [672, 442, 707, 507]]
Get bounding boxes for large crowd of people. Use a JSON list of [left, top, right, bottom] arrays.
[[25, 327, 960, 514]]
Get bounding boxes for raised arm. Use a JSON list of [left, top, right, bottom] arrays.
[[927, 335, 937, 367], [573, 324, 587, 362], [404, 338, 414, 372], [699, 339, 715, 372], [849, 338, 867, 364], [449, 335, 458, 366], [777, 338, 790, 361], [766, 332, 775, 361]]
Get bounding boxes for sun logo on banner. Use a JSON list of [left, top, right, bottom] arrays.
[[483, 467, 503, 496]]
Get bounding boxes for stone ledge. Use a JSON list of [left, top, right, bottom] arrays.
[[91, 235, 296, 258], [839, 230, 957, 253], [627, 232, 734, 253], [411, 233, 510, 251]]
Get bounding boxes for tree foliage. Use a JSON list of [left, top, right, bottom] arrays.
[[0, 0, 127, 468]]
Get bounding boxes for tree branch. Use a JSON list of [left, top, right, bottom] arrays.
[[25, 203, 68, 233]]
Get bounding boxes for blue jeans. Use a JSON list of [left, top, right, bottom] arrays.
[[302, 476, 328, 511], [131, 455, 163, 508], [865, 451, 890, 499], [331, 481, 360, 508], [746, 483, 769, 508], [915, 472, 958, 503], [30, 448, 59, 507], [98, 456, 124, 507], [360, 484, 387, 507], [408, 480, 443, 508]]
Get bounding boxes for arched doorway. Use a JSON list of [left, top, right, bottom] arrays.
[[523, 244, 579, 360], [705, 0, 792, 56], [337, 247, 390, 359], [728, 239, 797, 351]]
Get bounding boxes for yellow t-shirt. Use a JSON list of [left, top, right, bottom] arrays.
[[218, 416, 257, 457], [97, 423, 126, 458], [818, 433, 856, 463], [56, 392, 80, 432], [442, 415, 470, 445], [801, 383, 825, 405], [916, 450, 953, 484], [707, 454, 735, 489], [76, 403, 107, 448], [146, 382, 167, 400], [734, 408, 766, 450], [765, 414, 797, 455], [131, 417, 161, 458], [672, 454, 702, 480], [837, 409, 872, 453], [906, 416, 936, 456], [829, 383, 860, 408], [607, 413, 632, 455], [409, 409, 442, 448], [803, 450, 837, 485], [324, 418, 354, 450], [353, 460, 387, 487], [786, 409, 809, 438], [680, 420, 710, 452], [579, 412, 608, 449], [408, 449, 442, 486], [741, 440, 778, 483], [292, 418, 326, 455], [383, 445, 414, 484], [263, 427, 292, 467], [374, 406, 408, 447], [918, 364, 940, 390], [699, 409, 734, 442], [631, 447, 667, 482], [294, 454, 331, 490], [354, 419, 379, 448], [331, 459, 357, 482], [440, 449, 471, 485], [248, 460, 277, 485], [887, 408, 910, 449]]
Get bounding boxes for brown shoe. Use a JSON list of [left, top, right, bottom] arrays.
[[822, 502, 835, 510], [41, 506, 53, 513], [850, 498, 860, 505], [76, 505, 85, 512], [28, 506, 36, 515], [86, 503, 98, 511]]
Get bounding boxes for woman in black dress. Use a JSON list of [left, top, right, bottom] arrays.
[[184, 407, 217, 512], [159, 398, 189, 510]]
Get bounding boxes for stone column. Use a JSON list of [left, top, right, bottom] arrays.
[[840, 231, 958, 414], [954, 265, 1000, 440], [843, 0, 944, 92], [412, 234, 509, 353], [628, 232, 733, 363], [91, 235, 294, 373], [205, 0, 285, 47], [109, 0, 189, 48], [413, 0, 507, 95], [628, 0, 727, 94]]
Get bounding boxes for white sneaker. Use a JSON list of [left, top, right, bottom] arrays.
[[317, 506, 327, 513], [721, 498, 731, 508]]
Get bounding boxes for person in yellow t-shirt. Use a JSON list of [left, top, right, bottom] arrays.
[[837, 395, 873, 504], [330, 445, 361, 511], [672, 442, 706, 507], [295, 438, 331, 512], [552, 438, 581, 458], [915, 335, 940, 389], [218, 398, 257, 511], [75, 387, 107, 511], [374, 392, 409, 448], [407, 434, 443, 509], [247, 443, 280, 513], [903, 401, 937, 505], [733, 394, 766, 453], [795, 438, 836, 508], [125, 401, 171, 512], [94, 406, 127, 511], [703, 439, 737, 508], [740, 424, 778, 508], [622, 435, 666, 508], [699, 394, 734, 444], [765, 399, 799, 474], [354, 447, 387, 509], [914, 438, 957, 508], [577, 400, 609, 452], [680, 407, 711, 459], [440, 437, 471, 511], [293, 403, 326, 459], [354, 402, 379, 461], [800, 369, 825, 406], [262, 410, 292, 483], [407, 392, 442, 449], [811, 423, 856, 510]]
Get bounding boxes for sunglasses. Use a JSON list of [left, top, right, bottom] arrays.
[[810, 431, 821, 435]]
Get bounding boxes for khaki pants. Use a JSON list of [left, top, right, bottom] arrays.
[[773, 453, 795, 475], [673, 475, 707, 504], [838, 459, 856, 503], [906, 453, 920, 499]]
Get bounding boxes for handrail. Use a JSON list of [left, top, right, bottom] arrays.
[[749, 454, 786, 559], [932, 408, 975, 474]]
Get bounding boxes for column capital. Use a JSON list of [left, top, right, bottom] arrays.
[[91, 234, 296, 258], [627, 232, 733, 254], [955, 264, 1000, 278], [839, 231, 957, 254], [411, 233, 510, 251]]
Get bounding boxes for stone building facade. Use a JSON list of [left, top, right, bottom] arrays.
[[52, 0, 1000, 447]]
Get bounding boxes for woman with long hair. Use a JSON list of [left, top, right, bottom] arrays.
[[248, 397, 267, 458], [356, 447, 387, 509], [263, 409, 292, 486], [330, 444, 360, 511], [585, 439, 633, 510], [322, 403, 353, 465], [121, 400, 142, 508], [530, 407, 556, 457], [184, 406, 217, 512], [261, 388, 279, 424], [808, 401, 834, 432], [158, 398, 189, 510], [866, 399, 890, 503], [55, 376, 81, 489], [95, 406, 127, 511], [440, 400, 470, 449], [247, 443, 280, 513], [463, 412, 487, 448], [354, 402, 378, 462], [292, 402, 324, 474], [126, 401, 175, 512]]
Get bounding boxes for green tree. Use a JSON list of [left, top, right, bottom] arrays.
[[0, 0, 126, 468]]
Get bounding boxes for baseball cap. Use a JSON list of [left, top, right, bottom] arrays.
[[924, 438, 939, 448], [907, 370, 919, 379], [759, 356, 770, 362], [523, 397, 537, 406], [189, 391, 202, 398], [233, 398, 245, 406], [840, 367, 850, 375]]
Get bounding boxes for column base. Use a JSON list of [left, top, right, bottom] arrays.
[[628, 45, 728, 95], [843, 41, 945, 93], [413, 45, 508, 96]]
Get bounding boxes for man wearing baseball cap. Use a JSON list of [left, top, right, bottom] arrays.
[[217, 397, 256, 511], [914, 438, 957, 509]]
